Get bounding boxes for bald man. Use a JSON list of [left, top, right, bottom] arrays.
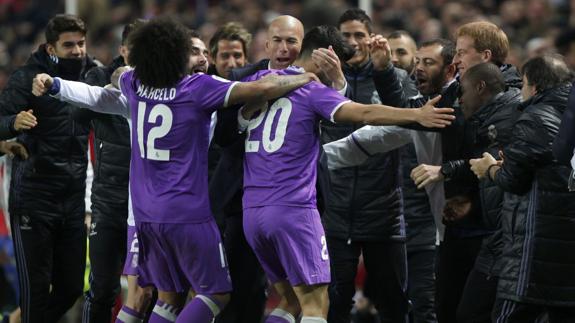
[[265, 15, 304, 70]]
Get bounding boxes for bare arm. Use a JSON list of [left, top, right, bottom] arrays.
[[333, 95, 454, 128], [227, 72, 318, 107]]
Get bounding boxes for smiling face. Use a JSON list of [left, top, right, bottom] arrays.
[[414, 44, 449, 95], [340, 20, 371, 67], [453, 35, 489, 76], [189, 37, 209, 74], [214, 39, 246, 77], [265, 17, 303, 69], [46, 31, 86, 59]]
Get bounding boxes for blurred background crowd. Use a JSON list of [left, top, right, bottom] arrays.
[[1, 0, 575, 90]]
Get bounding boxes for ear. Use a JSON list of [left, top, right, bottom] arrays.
[[482, 49, 492, 62], [265, 39, 271, 53], [445, 62, 457, 79], [46, 43, 56, 56], [477, 80, 487, 94]]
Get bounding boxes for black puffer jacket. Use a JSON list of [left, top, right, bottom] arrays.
[[494, 84, 575, 306], [446, 89, 522, 275], [78, 56, 130, 210], [0, 45, 96, 215], [320, 61, 408, 242]]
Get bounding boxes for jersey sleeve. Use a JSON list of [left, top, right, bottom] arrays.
[[308, 81, 351, 122], [195, 74, 239, 111]]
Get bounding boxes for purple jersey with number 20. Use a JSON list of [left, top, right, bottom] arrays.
[[241, 68, 350, 209]]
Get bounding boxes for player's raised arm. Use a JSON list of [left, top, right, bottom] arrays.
[[32, 73, 130, 117], [334, 95, 455, 128], [227, 72, 318, 107]]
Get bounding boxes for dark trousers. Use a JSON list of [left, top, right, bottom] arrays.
[[493, 298, 575, 323], [10, 195, 86, 323], [435, 234, 482, 323], [82, 203, 127, 323], [407, 249, 437, 323], [327, 237, 409, 323], [216, 214, 266, 323], [456, 269, 497, 323]]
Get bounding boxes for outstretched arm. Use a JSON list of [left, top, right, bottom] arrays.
[[333, 95, 455, 128], [323, 125, 412, 169], [32, 73, 130, 118]]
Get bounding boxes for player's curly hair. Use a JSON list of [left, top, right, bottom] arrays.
[[128, 17, 191, 88]]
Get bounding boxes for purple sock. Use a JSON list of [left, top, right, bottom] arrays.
[[149, 300, 180, 323], [115, 305, 145, 323], [176, 295, 221, 323], [265, 308, 296, 323]]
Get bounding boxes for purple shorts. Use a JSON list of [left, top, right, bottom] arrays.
[[122, 224, 139, 276], [243, 205, 330, 286], [136, 220, 232, 294]]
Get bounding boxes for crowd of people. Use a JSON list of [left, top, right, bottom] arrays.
[[0, 2, 574, 323]]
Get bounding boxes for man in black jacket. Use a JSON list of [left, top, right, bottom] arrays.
[[206, 21, 266, 323], [449, 62, 521, 323], [78, 20, 156, 323], [0, 14, 96, 323], [471, 54, 575, 322], [408, 22, 522, 323], [320, 9, 411, 323]]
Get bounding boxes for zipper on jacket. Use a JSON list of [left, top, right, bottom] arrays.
[[346, 72, 360, 244]]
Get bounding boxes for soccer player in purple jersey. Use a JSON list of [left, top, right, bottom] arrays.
[[238, 26, 455, 323], [30, 18, 317, 323]]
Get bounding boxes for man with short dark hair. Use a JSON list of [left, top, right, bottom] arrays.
[[321, 9, 414, 323], [78, 19, 154, 323], [388, 31, 417, 76], [470, 54, 575, 322], [0, 14, 97, 323]]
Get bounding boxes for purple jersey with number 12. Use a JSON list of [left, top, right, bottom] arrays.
[[119, 70, 237, 224], [241, 68, 350, 209]]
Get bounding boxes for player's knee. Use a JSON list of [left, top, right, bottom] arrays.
[[277, 293, 301, 317]]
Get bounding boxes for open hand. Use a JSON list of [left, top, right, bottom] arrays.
[[14, 109, 37, 131], [416, 95, 455, 128]]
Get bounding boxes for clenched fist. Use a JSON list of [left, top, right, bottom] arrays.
[[32, 73, 54, 96]]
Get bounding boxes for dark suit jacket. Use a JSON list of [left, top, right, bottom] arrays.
[[208, 59, 270, 222]]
